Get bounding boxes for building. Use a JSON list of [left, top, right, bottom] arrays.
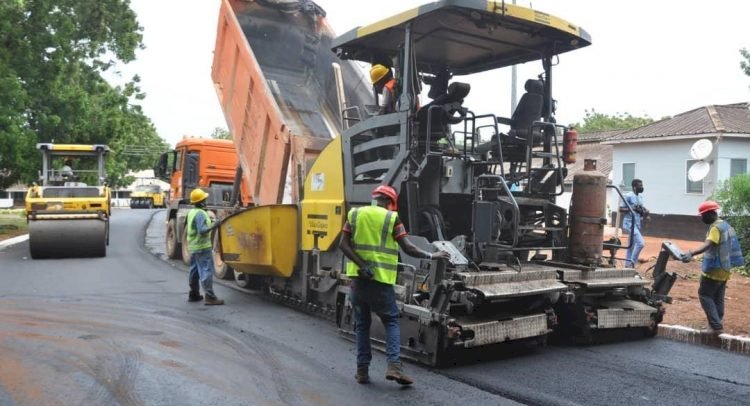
[[603, 102, 750, 240]]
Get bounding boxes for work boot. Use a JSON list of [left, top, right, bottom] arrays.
[[385, 362, 413, 385], [204, 296, 225, 306], [188, 292, 203, 302], [355, 366, 370, 384]]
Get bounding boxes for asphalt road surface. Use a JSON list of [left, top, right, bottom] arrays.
[[0, 209, 747, 406]]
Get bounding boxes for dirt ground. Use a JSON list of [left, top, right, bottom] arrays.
[[625, 235, 750, 337]]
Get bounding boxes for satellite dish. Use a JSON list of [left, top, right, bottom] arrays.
[[690, 139, 713, 160], [688, 160, 711, 182]]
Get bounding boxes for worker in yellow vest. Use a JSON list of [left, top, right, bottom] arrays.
[[187, 188, 224, 305], [340, 185, 449, 385]]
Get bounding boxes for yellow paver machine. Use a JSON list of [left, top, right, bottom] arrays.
[[25, 144, 111, 259]]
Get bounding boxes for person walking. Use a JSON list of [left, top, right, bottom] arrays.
[[681, 201, 745, 335], [619, 178, 649, 267], [339, 185, 449, 385], [369, 64, 397, 115], [187, 188, 224, 305]]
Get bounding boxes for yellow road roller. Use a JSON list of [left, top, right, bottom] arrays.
[[24, 144, 111, 259]]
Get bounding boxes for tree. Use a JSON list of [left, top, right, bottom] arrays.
[[712, 173, 750, 276], [741, 48, 750, 78], [0, 0, 166, 189], [210, 127, 232, 140], [569, 109, 654, 134]]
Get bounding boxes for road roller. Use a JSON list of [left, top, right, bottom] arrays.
[[24, 144, 111, 259]]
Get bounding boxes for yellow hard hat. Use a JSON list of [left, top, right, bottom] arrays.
[[370, 64, 389, 84], [190, 188, 209, 204]]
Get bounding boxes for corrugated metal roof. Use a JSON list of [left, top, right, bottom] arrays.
[[604, 102, 750, 143], [575, 129, 629, 143]]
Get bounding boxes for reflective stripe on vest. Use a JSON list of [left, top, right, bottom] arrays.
[[187, 208, 213, 253], [345, 205, 399, 285]]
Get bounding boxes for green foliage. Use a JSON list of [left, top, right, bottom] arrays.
[[712, 173, 750, 276], [0, 0, 166, 189], [741, 48, 750, 77], [210, 127, 232, 140], [569, 109, 655, 134]]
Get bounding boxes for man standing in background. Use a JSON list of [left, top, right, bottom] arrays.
[[620, 178, 649, 268]]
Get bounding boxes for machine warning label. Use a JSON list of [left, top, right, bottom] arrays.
[[311, 173, 325, 191]]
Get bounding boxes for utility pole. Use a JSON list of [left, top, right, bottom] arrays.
[[510, 0, 518, 113]]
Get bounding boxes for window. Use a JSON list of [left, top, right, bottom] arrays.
[[686, 159, 703, 194], [622, 163, 635, 191], [730, 158, 747, 177]]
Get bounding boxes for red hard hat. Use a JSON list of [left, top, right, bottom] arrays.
[[698, 200, 720, 215], [372, 185, 398, 209]]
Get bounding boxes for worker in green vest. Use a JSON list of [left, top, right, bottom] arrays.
[[340, 185, 450, 385], [187, 188, 224, 305]]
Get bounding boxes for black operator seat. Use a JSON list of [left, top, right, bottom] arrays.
[[476, 79, 544, 155], [417, 82, 471, 141], [506, 79, 544, 140]]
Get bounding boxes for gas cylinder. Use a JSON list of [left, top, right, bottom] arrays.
[[568, 159, 607, 265], [562, 128, 578, 164]]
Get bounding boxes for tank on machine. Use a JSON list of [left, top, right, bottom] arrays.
[[24, 144, 111, 259]]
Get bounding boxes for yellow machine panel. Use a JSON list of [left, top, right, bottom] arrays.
[[300, 136, 345, 251], [219, 205, 299, 277]]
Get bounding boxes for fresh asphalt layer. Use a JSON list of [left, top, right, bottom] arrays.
[[0, 209, 748, 405]]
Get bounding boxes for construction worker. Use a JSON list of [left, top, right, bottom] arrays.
[[680, 201, 745, 335], [187, 188, 224, 305], [619, 178, 649, 267], [369, 64, 397, 115], [339, 185, 450, 385], [60, 158, 74, 179]]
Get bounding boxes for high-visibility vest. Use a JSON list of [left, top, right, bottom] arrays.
[[702, 220, 745, 281], [345, 205, 399, 285], [187, 207, 213, 253]]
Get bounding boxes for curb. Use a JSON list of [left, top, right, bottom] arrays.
[[658, 324, 750, 355], [0, 234, 29, 249]]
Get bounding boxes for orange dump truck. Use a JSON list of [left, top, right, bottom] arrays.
[[155, 137, 250, 276]]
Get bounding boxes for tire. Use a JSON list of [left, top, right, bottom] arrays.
[[212, 231, 233, 280], [234, 270, 253, 289], [181, 227, 192, 266], [166, 218, 182, 260]]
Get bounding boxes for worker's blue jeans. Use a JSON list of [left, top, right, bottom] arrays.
[[189, 248, 217, 298], [699, 277, 726, 330], [624, 226, 645, 268], [350, 279, 400, 367]]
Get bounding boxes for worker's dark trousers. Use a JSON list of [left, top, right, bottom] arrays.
[[698, 277, 726, 330], [350, 279, 400, 367], [189, 248, 217, 299]]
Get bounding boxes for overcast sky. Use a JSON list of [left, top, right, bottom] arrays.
[[114, 0, 750, 147]]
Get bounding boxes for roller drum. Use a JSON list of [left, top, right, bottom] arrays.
[[29, 219, 108, 259]]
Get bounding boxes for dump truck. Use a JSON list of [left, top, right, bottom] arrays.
[[212, 0, 677, 366], [129, 183, 166, 209], [25, 144, 111, 259], [155, 137, 250, 279]]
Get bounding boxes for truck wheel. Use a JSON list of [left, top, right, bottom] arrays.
[[234, 270, 253, 289], [166, 218, 182, 260], [181, 227, 191, 266], [212, 231, 233, 280]]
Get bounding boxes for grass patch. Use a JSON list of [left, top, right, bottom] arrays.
[[0, 209, 27, 240]]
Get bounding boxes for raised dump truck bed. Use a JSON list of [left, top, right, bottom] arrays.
[[211, 0, 370, 205]]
